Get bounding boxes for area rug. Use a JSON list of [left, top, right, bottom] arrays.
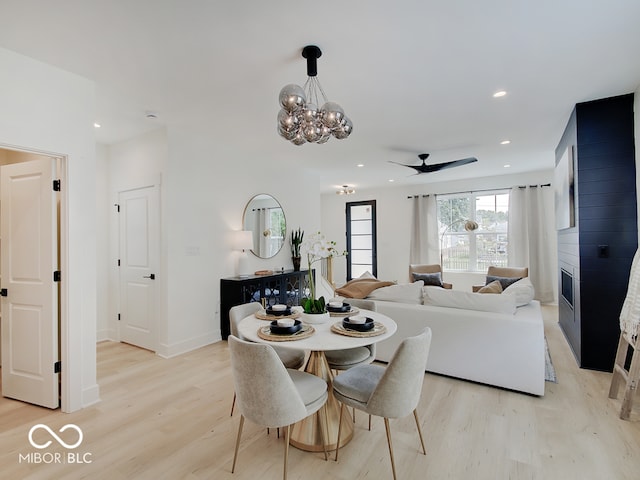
[[545, 337, 557, 383]]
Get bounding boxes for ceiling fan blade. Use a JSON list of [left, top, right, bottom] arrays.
[[387, 160, 423, 174], [423, 157, 477, 173]]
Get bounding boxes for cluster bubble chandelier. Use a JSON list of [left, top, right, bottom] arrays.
[[277, 45, 352, 145]]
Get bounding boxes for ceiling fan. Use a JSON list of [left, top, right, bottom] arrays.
[[390, 153, 478, 174]]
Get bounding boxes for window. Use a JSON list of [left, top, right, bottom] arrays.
[[346, 200, 377, 280], [437, 192, 509, 271]]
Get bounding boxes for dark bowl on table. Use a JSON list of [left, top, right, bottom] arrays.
[[266, 306, 292, 316], [327, 302, 351, 313], [343, 317, 374, 332], [270, 319, 302, 335]]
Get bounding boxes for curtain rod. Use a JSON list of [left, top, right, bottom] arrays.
[[407, 183, 550, 199]]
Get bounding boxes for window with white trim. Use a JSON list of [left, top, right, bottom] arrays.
[[437, 191, 509, 272]]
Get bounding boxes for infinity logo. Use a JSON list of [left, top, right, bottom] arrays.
[[28, 424, 83, 450]]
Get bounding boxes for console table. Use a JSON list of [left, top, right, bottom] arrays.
[[219, 269, 313, 339]]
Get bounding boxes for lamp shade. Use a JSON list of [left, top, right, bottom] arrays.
[[235, 230, 254, 251]]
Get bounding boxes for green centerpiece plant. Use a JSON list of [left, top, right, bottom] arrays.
[[301, 232, 346, 314]]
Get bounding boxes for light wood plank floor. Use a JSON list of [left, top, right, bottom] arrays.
[[1, 305, 640, 479]]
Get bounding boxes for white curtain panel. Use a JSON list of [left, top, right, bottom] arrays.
[[409, 195, 439, 265], [508, 186, 555, 303]]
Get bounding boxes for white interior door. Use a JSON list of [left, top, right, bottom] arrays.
[[1, 158, 59, 408], [119, 185, 159, 351]]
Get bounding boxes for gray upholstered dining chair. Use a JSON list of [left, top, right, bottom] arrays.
[[229, 302, 306, 416], [228, 335, 328, 480], [332, 328, 432, 480]]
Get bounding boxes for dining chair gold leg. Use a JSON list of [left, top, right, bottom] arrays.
[[230, 392, 236, 416], [335, 403, 345, 462], [413, 409, 426, 455], [383, 417, 398, 480], [319, 406, 329, 461], [283, 424, 291, 480], [231, 415, 245, 473]]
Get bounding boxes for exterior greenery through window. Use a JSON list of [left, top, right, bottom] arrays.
[[438, 192, 509, 272]]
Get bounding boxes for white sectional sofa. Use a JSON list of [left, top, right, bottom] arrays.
[[346, 279, 546, 396]]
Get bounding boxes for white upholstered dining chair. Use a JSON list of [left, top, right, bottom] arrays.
[[228, 302, 306, 416], [228, 335, 328, 480], [332, 328, 432, 480]]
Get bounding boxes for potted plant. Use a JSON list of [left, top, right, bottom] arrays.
[[290, 228, 304, 271], [299, 231, 346, 323]]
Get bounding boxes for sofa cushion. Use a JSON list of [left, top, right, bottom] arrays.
[[422, 286, 516, 314], [486, 275, 523, 290], [367, 281, 424, 304], [412, 271, 444, 287], [503, 277, 536, 306], [477, 280, 503, 294]]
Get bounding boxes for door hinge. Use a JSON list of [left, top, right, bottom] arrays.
[[117, 259, 121, 267], [118, 313, 121, 321], [53, 179, 61, 191], [53, 271, 61, 282], [54, 361, 61, 373]]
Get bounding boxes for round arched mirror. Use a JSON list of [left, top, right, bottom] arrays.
[[242, 194, 286, 259]]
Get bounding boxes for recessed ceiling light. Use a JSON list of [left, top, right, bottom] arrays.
[[493, 90, 507, 98], [500, 140, 511, 145], [93, 122, 101, 128], [504, 164, 511, 168], [388, 179, 395, 182], [357, 163, 364, 167]]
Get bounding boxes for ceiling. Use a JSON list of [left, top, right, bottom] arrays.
[[1, 0, 639, 193]]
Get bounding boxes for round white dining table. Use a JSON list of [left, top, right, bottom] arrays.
[[238, 309, 397, 452]]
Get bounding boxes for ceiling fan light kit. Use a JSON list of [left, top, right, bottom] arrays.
[[277, 45, 352, 145], [390, 152, 478, 174], [336, 185, 355, 195]]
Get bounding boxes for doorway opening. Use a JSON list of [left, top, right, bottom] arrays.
[[0, 145, 67, 410]]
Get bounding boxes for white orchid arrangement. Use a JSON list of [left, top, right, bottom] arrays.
[[301, 232, 346, 314]]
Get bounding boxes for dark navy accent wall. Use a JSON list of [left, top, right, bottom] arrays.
[[557, 93, 637, 371]]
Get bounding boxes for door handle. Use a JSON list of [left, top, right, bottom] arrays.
[[143, 274, 155, 280], [0, 288, 7, 297]]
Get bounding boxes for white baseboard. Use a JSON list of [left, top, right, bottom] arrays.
[[82, 383, 101, 408], [156, 331, 222, 358]]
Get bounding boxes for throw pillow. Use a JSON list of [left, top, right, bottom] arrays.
[[477, 280, 503, 294], [358, 271, 377, 280], [486, 275, 523, 290], [412, 272, 444, 287], [503, 277, 535, 306], [367, 281, 424, 304], [422, 286, 517, 314]]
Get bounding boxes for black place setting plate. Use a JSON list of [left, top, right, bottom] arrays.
[[266, 306, 292, 316], [270, 319, 302, 335], [342, 317, 374, 332], [327, 302, 351, 313]]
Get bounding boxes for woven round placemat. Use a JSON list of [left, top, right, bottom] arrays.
[[255, 311, 301, 321], [330, 321, 387, 338], [257, 324, 315, 342], [328, 307, 360, 318]]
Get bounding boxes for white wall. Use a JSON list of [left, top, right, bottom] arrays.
[[100, 124, 323, 358], [162, 126, 321, 356], [0, 47, 98, 412], [321, 169, 556, 296]]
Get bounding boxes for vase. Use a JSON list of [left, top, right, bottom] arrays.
[[292, 256, 301, 271], [299, 311, 330, 324]]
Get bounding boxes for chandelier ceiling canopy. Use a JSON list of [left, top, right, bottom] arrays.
[[277, 45, 352, 146]]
